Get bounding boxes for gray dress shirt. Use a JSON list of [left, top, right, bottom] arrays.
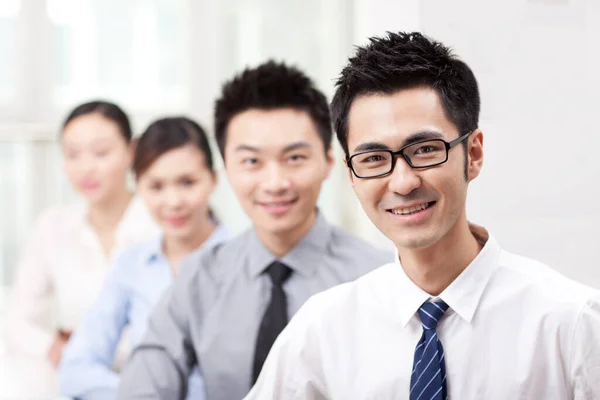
[[117, 212, 393, 400]]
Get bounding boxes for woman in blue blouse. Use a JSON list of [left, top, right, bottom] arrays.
[[58, 117, 230, 400]]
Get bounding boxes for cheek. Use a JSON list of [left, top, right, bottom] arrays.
[[188, 185, 212, 209], [294, 166, 326, 194], [140, 191, 162, 216], [446, 179, 468, 208], [229, 172, 256, 199], [353, 180, 383, 208], [426, 168, 466, 208], [63, 160, 80, 181], [99, 154, 129, 177]]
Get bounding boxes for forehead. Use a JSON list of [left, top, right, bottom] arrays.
[[143, 145, 208, 178], [62, 113, 124, 146], [346, 87, 458, 152], [225, 108, 321, 153]]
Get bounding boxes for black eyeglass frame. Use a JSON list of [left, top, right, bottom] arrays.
[[346, 131, 473, 179]]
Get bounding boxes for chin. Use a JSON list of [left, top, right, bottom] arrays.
[[163, 226, 190, 240], [396, 236, 437, 250], [386, 227, 441, 251], [266, 220, 300, 235], [257, 215, 303, 236], [84, 192, 110, 206]]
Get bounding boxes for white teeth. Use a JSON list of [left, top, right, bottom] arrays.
[[391, 203, 430, 215]]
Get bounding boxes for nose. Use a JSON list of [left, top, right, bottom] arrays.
[[262, 163, 291, 195], [387, 156, 422, 195], [79, 155, 97, 175], [164, 187, 184, 209]]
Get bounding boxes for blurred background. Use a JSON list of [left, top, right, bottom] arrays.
[[0, 0, 599, 395]]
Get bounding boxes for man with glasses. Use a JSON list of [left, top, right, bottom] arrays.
[[245, 32, 600, 399]]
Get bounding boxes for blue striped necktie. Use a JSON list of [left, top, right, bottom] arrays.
[[410, 300, 450, 400]]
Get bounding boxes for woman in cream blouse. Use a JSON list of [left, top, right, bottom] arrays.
[[4, 101, 158, 368]]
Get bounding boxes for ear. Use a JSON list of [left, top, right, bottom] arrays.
[[324, 147, 335, 179], [467, 129, 484, 182]]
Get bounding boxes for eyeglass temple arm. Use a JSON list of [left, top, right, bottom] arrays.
[[447, 130, 473, 148]]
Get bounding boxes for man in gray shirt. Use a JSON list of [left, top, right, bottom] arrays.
[[117, 61, 392, 400]]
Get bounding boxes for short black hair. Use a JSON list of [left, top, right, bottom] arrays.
[[331, 31, 480, 158], [214, 60, 332, 159]]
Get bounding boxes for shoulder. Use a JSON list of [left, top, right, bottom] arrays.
[[496, 249, 599, 321], [27, 204, 84, 240], [162, 230, 253, 313], [179, 229, 253, 282], [109, 237, 161, 279], [290, 262, 396, 330], [327, 226, 396, 269], [113, 238, 159, 267], [269, 263, 395, 369], [499, 250, 597, 299], [35, 204, 82, 227], [203, 224, 233, 249]]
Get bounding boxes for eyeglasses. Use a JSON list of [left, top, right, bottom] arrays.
[[347, 131, 472, 179]]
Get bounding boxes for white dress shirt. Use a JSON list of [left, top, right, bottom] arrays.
[[4, 197, 159, 357], [246, 225, 600, 400]]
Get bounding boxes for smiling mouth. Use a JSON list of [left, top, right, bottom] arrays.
[[387, 201, 436, 215]]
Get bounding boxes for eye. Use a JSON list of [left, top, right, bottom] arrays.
[[181, 178, 195, 187], [242, 158, 259, 166], [94, 149, 110, 157], [287, 154, 306, 163], [415, 146, 436, 154], [355, 152, 389, 164], [364, 154, 384, 162], [149, 182, 163, 191]]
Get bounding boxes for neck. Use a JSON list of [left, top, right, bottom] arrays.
[[256, 209, 317, 257], [87, 190, 133, 232], [163, 215, 217, 275], [397, 213, 482, 296]]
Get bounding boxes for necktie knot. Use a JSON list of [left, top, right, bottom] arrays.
[[266, 261, 292, 286], [417, 300, 449, 331]]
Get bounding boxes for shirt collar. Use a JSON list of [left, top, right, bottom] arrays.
[[144, 236, 164, 263], [395, 223, 501, 327], [247, 209, 333, 278]]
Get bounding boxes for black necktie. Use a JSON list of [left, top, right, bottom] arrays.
[[252, 261, 292, 383]]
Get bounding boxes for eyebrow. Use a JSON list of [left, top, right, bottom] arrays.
[[282, 141, 311, 152], [235, 144, 260, 153], [352, 130, 445, 153], [234, 141, 312, 153]]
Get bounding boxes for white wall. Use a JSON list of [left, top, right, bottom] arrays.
[[0, 0, 368, 286], [1, 0, 598, 288], [353, 0, 600, 287]]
